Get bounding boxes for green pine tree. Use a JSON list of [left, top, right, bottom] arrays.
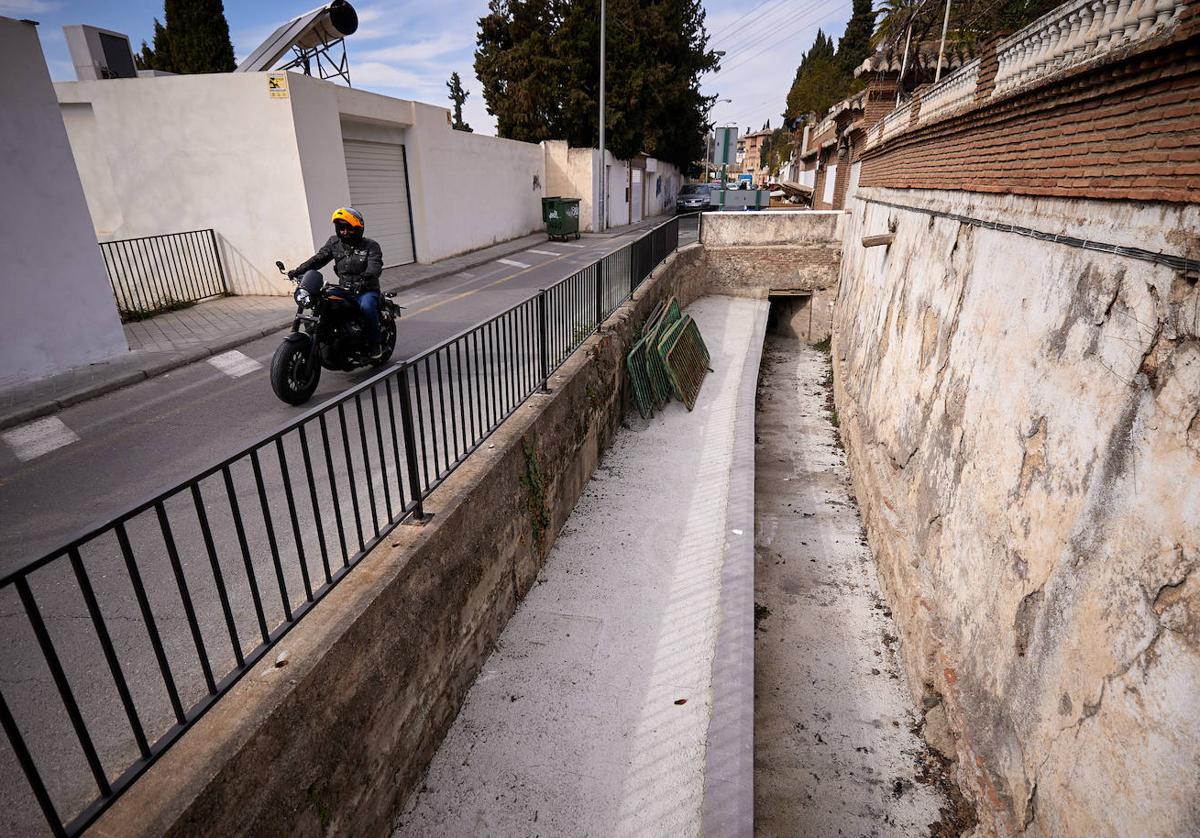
[[162, 0, 236, 74], [836, 0, 876, 77], [135, 18, 175, 72], [475, 0, 719, 169], [784, 31, 846, 123], [447, 72, 474, 132]]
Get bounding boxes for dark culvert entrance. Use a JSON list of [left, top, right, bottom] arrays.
[[767, 292, 820, 342]]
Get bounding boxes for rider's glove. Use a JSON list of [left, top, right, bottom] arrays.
[[287, 269, 301, 280]]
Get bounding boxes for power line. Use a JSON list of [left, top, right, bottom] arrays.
[[707, 0, 850, 74], [708, 0, 850, 81], [708, 0, 792, 42], [709, 0, 837, 61]]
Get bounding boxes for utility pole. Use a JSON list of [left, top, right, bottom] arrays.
[[935, 0, 952, 82], [896, 21, 913, 106], [598, 0, 606, 231]]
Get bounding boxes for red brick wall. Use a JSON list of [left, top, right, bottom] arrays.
[[863, 84, 898, 130], [859, 19, 1200, 204]]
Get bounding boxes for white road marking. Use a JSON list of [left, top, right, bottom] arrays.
[[208, 350, 262, 378], [557, 242, 587, 248], [3, 416, 80, 462], [497, 258, 531, 268], [525, 249, 562, 257]]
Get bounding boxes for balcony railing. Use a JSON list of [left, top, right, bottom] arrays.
[[862, 0, 1186, 150], [918, 57, 982, 124]]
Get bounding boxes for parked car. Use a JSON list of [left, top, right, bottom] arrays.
[[676, 183, 714, 213]]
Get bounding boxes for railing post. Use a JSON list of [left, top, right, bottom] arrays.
[[397, 364, 428, 522], [210, 229, 230, 296], [537, 289, 550, 392], [595, 262, 604, 327], [628, 242, 636, 298]]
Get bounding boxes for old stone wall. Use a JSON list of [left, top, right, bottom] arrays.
[[832, 185, 1200, 835], [692, 211, 844, 342]]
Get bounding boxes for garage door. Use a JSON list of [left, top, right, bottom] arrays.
[[342, 139, 415, 267]]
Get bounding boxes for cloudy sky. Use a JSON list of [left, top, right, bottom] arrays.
[[8, 0, 853, 137]]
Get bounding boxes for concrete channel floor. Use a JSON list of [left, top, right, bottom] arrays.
[[394, 295, 767, 838], [752, 334, 958, 837]]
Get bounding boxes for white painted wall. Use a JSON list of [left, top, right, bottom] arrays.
[[543, 141, 600, 231], [56, 72, 315, 297], [0, 17, 126, 386], [822, 163, 838, 206], [401, 101, 544, 262], [643, 159, 682, 218], [58, 69, 686, 294], [605, 153, 631, 228]]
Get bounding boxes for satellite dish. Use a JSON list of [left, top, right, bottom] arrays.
[[236, 0, 358, 84]]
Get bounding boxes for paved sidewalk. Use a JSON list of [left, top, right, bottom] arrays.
[[0, 217, 672, 431], [393, 296, 768, 838]]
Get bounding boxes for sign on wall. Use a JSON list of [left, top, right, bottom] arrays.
[[267, 73, 289, 98], [712, 126, 738, 166]]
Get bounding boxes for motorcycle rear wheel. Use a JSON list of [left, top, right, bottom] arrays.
[[270, 337, 321, 405]]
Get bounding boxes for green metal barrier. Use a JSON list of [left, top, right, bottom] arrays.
[[644, 298, 682, 407], [661, 315, 710, 410], [626, 336, 655, 419], [624, 297, 710, 416]]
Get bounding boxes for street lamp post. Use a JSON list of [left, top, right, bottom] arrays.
[[599, 0, 606, 231]]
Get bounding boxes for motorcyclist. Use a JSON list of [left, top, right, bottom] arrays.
[[289, 207, 385, 359]]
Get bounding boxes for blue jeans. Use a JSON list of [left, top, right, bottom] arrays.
[[301, 271, 381, 345], [354, 290, 381, 345]]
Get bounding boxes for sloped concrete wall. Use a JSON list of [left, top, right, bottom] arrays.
[[0, 17, 127, 386], [832, 186, 1200, 835]]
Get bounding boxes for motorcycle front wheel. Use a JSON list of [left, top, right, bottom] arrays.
[[270, 335, 321, 405]]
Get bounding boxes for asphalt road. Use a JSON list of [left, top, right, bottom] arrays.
[[0, 216, 696, 568], [0, 215, 696, 836]]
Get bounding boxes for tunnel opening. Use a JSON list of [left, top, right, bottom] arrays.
[[767, 291, 819, 342]]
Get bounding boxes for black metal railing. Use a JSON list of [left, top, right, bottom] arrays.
[[0, 215, 679, 837], [99, 229, 229, 321]]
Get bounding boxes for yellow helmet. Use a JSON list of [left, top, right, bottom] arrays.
[[331, 206, 365, 230]]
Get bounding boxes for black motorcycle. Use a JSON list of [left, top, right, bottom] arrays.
[[269, 261, 401, 405]]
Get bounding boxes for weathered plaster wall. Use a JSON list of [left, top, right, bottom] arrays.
[[832, 185, 1200, 835]]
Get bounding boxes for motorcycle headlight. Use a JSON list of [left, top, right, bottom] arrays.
[[294, 288, 310, 307]]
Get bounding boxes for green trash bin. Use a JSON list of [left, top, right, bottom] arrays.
[[545, 196, 581, 241]]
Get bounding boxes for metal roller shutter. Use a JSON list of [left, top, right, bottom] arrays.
[[342, 139, 416, 267]]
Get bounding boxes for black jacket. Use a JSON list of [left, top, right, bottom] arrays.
[[296, 236, 383, 292]]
